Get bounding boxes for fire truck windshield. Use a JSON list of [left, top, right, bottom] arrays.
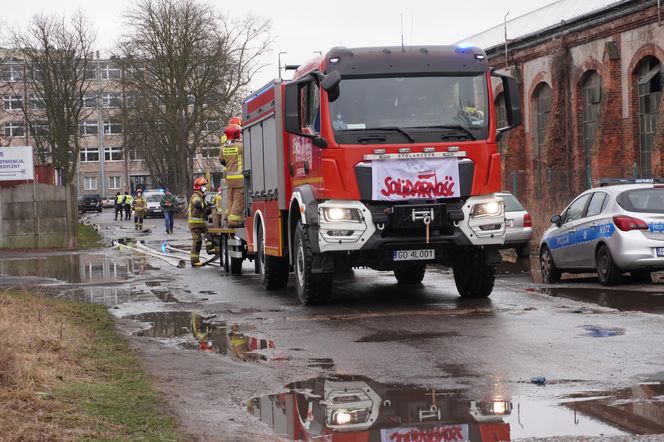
[[329, 74, 489, 143]]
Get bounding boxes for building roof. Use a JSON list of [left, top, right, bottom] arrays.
[[456, 0, 628, 50]]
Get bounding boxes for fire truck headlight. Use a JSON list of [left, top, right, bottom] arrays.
[[327, 408, 372, 426], [492, 401, 510, 415], [322, 207, 362, 222], [470, 200, 503, 218]]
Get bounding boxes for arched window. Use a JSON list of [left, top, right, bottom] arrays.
[[494, 93, 507, 153], [582, 71, 601, 189], [636, 57, 661, 178], [533, 83, 552, 159]]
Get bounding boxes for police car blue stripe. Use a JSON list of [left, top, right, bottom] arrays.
[[649, 222, 664, 233], [548, 223, 615, 250]]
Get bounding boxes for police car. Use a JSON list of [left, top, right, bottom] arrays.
[[539, 179, 664, 285]]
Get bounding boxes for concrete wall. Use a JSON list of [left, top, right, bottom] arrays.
[[0, 183, 78, 249]]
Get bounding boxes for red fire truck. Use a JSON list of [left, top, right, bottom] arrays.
[[221, 45, 521, 305]]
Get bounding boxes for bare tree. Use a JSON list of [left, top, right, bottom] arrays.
[[119, 0, 271, 195], [7, 12, 95, 184]]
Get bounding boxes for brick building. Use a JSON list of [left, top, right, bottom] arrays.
[[461, 0, 664, 208], [0, 55, 224, 197]]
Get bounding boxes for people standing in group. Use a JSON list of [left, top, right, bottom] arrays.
[[123, 191, 133, 221], [211, 186, 224, 228], [114, 192, 125, 221], [188, 177, 208, 267], [160, 188, 178, 234], [132, 189, 147, 230], [219, 117, 244, 228]]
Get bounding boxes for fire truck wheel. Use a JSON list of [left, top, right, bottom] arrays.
[[257, 225, 289, 290], [294, 221, 332, 305], [393, 265, 426, 284], [452, 253, 495, 298]]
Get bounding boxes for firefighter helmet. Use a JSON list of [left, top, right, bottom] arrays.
[[193, 177, 208, 190], [136, 188, 142, 194], [229, 116, 242, 126], [224, 123, 242, 141]]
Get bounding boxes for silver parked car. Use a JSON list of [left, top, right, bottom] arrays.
[[497, 192, 532, 257], [539, 182, 664, 285]]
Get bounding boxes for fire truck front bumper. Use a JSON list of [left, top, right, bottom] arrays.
[[316, 197, 505, 255]]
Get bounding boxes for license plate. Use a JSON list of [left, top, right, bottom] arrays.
[[393, 249, 435, 261], [153, 208, 162, 212], [657, 247, 664, 257]]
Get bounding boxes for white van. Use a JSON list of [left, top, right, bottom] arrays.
[[143, 190, 165, 218]]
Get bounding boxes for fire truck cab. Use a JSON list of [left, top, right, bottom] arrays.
[[240, 45, 521, 305]]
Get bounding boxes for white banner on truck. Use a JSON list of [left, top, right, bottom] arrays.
[[0, 146, 34, 181], [371, 158, 460, 201]]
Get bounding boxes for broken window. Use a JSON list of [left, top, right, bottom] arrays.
[[636, 57, 661, 178], [582, 71, 601, 189]]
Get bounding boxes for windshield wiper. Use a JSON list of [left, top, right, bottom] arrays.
[[369, 126, 415, 142], [416, 125, 475, 140]]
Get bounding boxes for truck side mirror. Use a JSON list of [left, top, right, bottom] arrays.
[[284, 82, 300, 134], [321, 70, 341, 102], [493, 72, 522, 138]]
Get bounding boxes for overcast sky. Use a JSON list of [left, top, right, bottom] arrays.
[[2, 0, 556, 90]]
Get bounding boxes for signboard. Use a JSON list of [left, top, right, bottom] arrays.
[[371, 158, 460, 201], [0, 146, 34, 181], [380, 424, 469, 442]]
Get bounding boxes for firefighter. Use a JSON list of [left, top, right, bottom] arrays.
[[211, 186, 223, 228], [123, 191, 133, 221], [132, 189, 147, 230], [188, 177, 209, 267], [114, 192, 124, 221], [219, 119, 244, 228]]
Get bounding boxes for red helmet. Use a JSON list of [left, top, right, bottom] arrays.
[[224, 123, 242, 141], [193, 177, 208, 190], [229, 116, 242, 126]]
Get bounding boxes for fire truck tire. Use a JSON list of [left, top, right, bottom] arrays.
[[294, 221, 332, 305], [452, 253, 495, 298], [257, 225, 289, 290], [393, 265, 426, 284], [230, 257, 243, 275]]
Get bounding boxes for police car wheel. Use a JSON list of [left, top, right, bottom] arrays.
[[539, 245, 561, 283], [596, 245, 621, 286]]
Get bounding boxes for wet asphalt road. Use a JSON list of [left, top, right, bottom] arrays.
[[2, 209, 664, 441]]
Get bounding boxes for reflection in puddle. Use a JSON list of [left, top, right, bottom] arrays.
[[129, 311, 283, 361], [0, 254, 152, 284], [249, 375, 652, 440], [540, 286, 664, 314], [565, 382, 664, 434], [130, 311, 192, 338], [250, 375, 513, 441]]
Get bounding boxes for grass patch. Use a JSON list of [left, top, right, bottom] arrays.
[[0, 290, 182, 441], [77, 223, 103, 249]]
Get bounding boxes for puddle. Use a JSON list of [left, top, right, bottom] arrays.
[[151, 289, 179, 303], [129, 311, 284, 361], [580, 325, 625, 337], [356, 330, 459, 343], [0, 253, 151, 284], [249, 375, 635, 440], [129, 311, 192, 337], [539, 286, 664, 314], [560, 382, 664, 434]]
